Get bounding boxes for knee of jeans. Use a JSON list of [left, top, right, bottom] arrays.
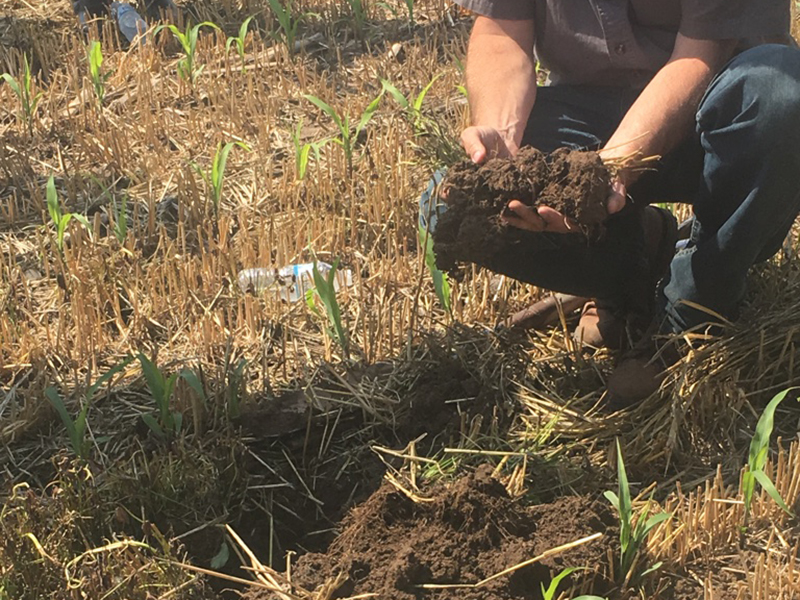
[[700, 45, 800, 139]]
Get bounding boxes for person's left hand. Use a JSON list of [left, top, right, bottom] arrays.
[[501, 179, 627, 233]]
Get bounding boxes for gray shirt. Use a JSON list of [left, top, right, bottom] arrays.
[[454, 0, 792, 87]]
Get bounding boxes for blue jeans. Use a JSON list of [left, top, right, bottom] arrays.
[[421, 45, 800, 333]]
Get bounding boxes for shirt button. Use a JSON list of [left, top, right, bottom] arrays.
[[615, 43, 627, 55]]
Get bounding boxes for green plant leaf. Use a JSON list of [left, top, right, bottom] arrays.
[[172, 411, 183, 435], [297, 143, 311, 180], [356, 91, 383, 137], [141, 413, 164, 438], [412, 74, 441, 113], [113, 195, 128, 243], [1, 73, 21, 98], [238, 16, 254, 40], [419, 224, 450, 312], [603, 490, 620, 512], [57, 213, 73, 250], [46, 176, 60, 225], [179, 368, 206, 400], [89, 41, 103, 75], [137, 353, 167, 411], [639, 511, 671, 538], [164, 372, 180, 417], [380, 79, 410, 110], [227, 358, 247, 418], [753, 469, 795, 516], [541, 567, 577, 600], [210, 541, 230, 569], [87, 355, 135, 401], [45, 387, 79, 454], [750, 388, 795, 471], [639, 561, 663, 578], [304, 94, 345, 133], [615, 439, 632, 551], [210, 141, 250, 207], [312, 260, 348, 356]]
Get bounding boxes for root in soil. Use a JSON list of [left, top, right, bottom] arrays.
[[252, 465, 618, 600], [433, 148, 611, 275]]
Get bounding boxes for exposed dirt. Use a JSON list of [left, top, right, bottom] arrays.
[[433, 147, 611, 275], [247, 466, 618, 600]]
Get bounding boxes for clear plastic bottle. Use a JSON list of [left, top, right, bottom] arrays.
[[237, 262, 354, 301], [111, 1, 148, 45]]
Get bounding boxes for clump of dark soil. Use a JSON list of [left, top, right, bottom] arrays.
[[433, 148, 611, 275], [255, 466, 618, 600]]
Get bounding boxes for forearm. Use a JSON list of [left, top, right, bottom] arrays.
[[466, 17, 537, 152], [603, 34, 736, 184]]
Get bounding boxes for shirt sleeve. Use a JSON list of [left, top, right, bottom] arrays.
[[680, 0, 790, 40], [452, 0, 535, 20]]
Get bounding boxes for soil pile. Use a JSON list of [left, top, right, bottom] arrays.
[[268, 466, 618, 600], [433, 148, 611, 275]]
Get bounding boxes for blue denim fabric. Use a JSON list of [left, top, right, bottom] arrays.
[[420, 45, 800, 333], [659, 45, 800, 332]]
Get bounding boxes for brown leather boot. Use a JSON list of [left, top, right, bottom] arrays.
[[605, 333, 682, 409], [573, 206, 679, 350]]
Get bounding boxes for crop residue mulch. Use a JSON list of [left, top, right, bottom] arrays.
[[254, 466, 618, 600], [433, 147, 610, 275]]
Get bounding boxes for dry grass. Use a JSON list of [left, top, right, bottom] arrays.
[[2, 0, 800, 598]]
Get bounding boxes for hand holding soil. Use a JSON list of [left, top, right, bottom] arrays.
[[433, 147, 615, 274], [460, 125, 520, 162], [501, 178, 627, 234]]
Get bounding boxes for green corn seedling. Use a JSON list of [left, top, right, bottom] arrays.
[[541, 567, 579, 600], [155, 21, 220, 83], [540, 568, 607, 600], [419, 224, 451, 313], [311, 260, 349, 358], [604, 439, 671, 584], [291, 119, 326, 181], [194, 141, 250, 215], [2, 54, 42, 136], [346, 0, 366, 34], [87, 41, 111, 106], [402, 0, 414, 25], [742, 388, 797, 530], [137, 354, 205, 438], [381, 75, 440, 133], [303, 92, 383, 177], [46, 176, 91, 252], [45, 356, 134, 458], [225, 16, 254, 71], [111, 194, 128, 243], [267, 0, 312, 57], [226, 358, 247, 419]]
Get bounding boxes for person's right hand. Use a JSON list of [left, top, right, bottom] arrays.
[[460, 126, 518, 164]]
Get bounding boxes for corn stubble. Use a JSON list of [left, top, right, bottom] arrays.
[[2, 0, 800, 599]]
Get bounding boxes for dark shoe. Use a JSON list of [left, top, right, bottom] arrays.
[[573, 206, 679, 350], [573, 300, 626, 349], [605, 334, 682, 409]]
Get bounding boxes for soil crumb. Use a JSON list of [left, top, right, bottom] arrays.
[[433, 148, 610, 275], [251, 466, 618, 600]]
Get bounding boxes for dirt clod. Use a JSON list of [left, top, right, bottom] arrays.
[[256, 466, 617, 600], [433, 148, 611, 275]]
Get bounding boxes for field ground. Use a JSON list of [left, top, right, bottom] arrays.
[[3, 1, 800, 599]]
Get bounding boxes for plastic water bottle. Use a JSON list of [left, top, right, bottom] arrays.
[[112, 1, 148, 46], [237, 263, 354, 301]]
